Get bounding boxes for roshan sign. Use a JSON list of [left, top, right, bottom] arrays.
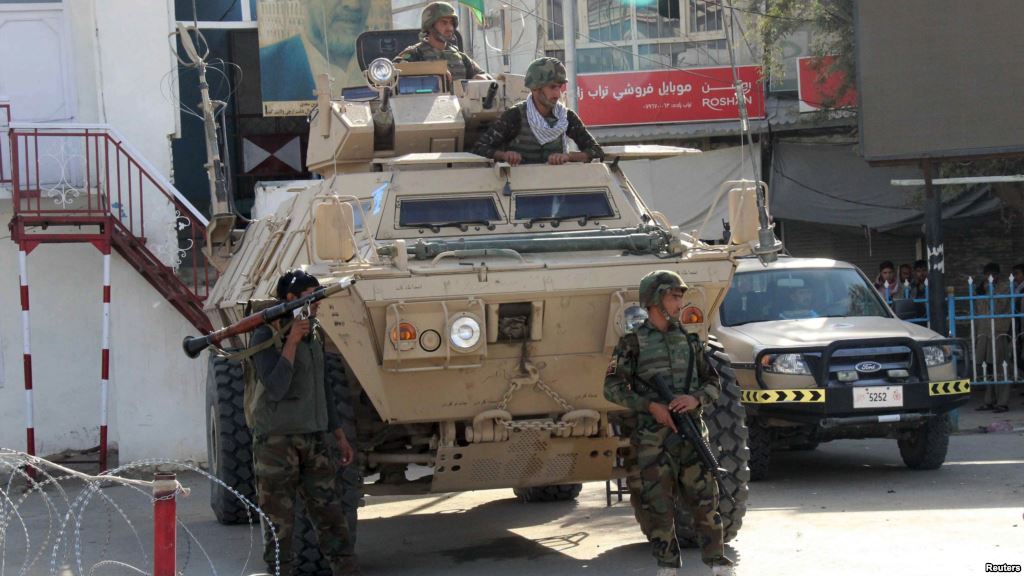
[[576, 65, 764, 127]]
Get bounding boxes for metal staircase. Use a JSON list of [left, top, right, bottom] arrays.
[[2, 100, 216, 471]]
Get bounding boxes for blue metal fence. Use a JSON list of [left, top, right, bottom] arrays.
[[947, 276, 1023, 386], [883, 277, 1023, 386]]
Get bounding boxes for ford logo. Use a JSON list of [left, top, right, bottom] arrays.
[[855, 361, 882, 373]]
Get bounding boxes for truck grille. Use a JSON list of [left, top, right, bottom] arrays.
[[803, 345, 919, 386]]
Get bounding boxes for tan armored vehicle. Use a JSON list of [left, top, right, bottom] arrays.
[[710, 257, 971, 480], [192, 30, 778, 572]]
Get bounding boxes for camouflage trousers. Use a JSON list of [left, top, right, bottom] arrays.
[[624, 426, 724, 568], [253, 432, 353, 576]]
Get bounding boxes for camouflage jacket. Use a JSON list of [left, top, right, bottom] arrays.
[[394, 40, 484, 80], [471, 100, 603, 163], [603, 320, 720, 430]]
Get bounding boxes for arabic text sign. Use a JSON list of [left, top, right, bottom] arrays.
[[797, 56, 857, 113], [576, 66, 764, 127]]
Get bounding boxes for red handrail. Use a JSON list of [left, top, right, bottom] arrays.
[[8, 124, 213, 301], [0, 102, 10, 189]]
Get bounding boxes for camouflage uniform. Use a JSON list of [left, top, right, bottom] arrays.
[[603, 271, 727, 570], [250, 320, 356, 575], [471, 57, 603, 164], [395, 1, 485, 80]]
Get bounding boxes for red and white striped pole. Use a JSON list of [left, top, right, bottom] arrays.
[[152, 472, 177, 576], [99, 247, 111, 472], [18, 248, 35, 464]]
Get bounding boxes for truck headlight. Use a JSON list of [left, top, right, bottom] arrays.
[[449, 315, 482, 351], [762, 353, 811, 375], [367, 58, 396, 86], [923, 345, 951, 367]]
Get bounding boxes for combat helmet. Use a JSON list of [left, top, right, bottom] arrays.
[[639, 270, 688, 308], [524, 57, 567, 89], [422, 1, 459, 33]]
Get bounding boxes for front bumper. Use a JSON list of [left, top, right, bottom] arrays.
[[741, 337, 971, 427]]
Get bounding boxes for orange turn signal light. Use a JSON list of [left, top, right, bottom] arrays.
[[681, 306, 704, 324], [390, 322, 417, 342]]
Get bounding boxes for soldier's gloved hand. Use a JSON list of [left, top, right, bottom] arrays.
[[648, 402, 678, 433], [668, 394, 699, 413]]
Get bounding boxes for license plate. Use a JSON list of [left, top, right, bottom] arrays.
[[852, 386, 904, 409]]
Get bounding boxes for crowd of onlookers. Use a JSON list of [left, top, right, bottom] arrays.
[[870, 259, 1024, 413]]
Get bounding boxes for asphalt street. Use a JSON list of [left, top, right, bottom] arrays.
[[3, 432, 1021, 576]]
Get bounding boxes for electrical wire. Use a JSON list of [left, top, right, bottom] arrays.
[[704, 0, 815, 22]]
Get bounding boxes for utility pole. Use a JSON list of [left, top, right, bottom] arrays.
[[922, 160, 947, 335], [561, 0, 577, 110]]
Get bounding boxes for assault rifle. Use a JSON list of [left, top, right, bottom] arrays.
[[639, 372, 734, 504], [182, 277, 356, 358]]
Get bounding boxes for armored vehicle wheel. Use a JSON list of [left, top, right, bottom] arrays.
[[513, 483, 584, 502], [294, 354, 363, 575], [746, 421, 772, 481], [675, 348, 749, 547], [898, 415, 949, 470], [789, 440, 820, 451], [205, 353, 256, 525]]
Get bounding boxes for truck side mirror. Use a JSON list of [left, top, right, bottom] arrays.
[[891, 299, 919, 321], [314, 201, 357, 262]]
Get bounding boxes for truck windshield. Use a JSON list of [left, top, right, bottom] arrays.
[[720, 267, 890, 326], [398, 197, 501, 227], [514, 191, 614, 222]]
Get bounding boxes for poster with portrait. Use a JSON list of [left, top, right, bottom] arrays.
[[258, 0, 393, 116]]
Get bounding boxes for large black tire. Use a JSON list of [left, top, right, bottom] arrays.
[[746, 420, 772, 481], [206, 353, 257, 525], [898, 415, 950, 470], [293, 354, 363, 575], [513, 483, 584, 502], [675, 344, 750, 547]]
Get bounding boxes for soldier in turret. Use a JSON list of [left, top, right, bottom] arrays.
[[472, 57, 603, 166], [394, 1, 491, 81], [604, 270, 735, 576]]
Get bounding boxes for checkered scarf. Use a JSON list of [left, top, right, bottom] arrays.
[[526, 95, 568, 149]]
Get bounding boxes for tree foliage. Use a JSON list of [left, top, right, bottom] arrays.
[[748, 0, 854, 109]]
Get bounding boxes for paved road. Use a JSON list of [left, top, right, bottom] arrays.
[[3, 432, 1022, 576]]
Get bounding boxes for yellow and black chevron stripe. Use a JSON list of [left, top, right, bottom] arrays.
[[742, 389, 826, 404], [928, 380, 970, 396]]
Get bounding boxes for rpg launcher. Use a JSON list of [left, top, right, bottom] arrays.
[[182, 277, 356, 358], [640, 372, 735, 504]]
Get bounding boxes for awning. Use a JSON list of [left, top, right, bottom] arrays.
[[770, 140, 1003, 229], [621, 143, 759, 240]]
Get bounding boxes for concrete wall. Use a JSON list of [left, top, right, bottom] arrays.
[[0, 1, 208, 463], [0, 207, 207, 462], [65, 0, 179, 171]]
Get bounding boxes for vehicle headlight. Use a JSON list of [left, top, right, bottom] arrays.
[[923, 345, 951, 367], [367, 58, 396, 86], [622, 305, 648, 333], [762, 353, 811, 375], [449, 315, 482, 351]]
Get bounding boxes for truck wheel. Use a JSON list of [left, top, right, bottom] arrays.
[[676, 348, 750, 547], [513, 483, 584, 502], [747, 421, 772, 481], [898, 415, 949, 470], [293, 354, 363, 575], [206, 353, 257, 525]]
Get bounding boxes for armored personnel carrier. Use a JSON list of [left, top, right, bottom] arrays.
[[193, 30, 778, 571]]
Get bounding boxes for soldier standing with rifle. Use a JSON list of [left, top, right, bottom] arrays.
[[604, 270, 735, 576], [249, 270, 359, 576]]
